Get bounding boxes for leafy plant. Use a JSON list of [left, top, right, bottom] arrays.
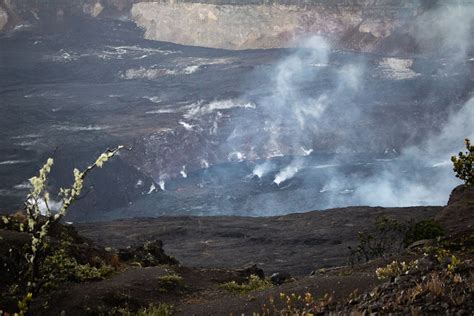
[[375, 260, 418, 280], [38, 245, 114, 291], [348, 216, 407, 264], [220, 274, 272, 294], [157, 273, 184, 293], [349, 216, 447, 265], [403, 220, 444, 247], [258, 292, 333, 315], [451, 138, 473, 186], [134, 304, 175, 316], [118, 304, 175, 316]]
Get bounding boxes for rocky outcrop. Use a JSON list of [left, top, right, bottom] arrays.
[[83, 2, 104, 18], [118, 240, 179, 266], [0, 6, 7, 31], [436, 185, 474, 234], [0, 0, 133, 30]]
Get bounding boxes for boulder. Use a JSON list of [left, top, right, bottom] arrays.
[[118, 240, 179, 267], [270, 271, 292, 285]]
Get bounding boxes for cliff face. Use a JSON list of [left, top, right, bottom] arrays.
[[0, 0, 133, 30], [0, 6, 7, 30], [0, 0, 471, 53], [131, 1, 419, 51]]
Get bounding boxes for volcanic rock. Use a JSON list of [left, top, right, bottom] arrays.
[[270, 271, 292, 285], [436, 185, 474, 234], [118, 240, 179, 267], [0, 6, 7, 31], [237, 263, 265, 279], [83, 2, 104, 18]]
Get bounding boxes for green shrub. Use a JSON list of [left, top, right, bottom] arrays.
[[39, 246, 114, 291], [157, 274, 184, 293], [118, 304, 175, 316], [375, 260, 418, 280], [257, 292, 332, 315], [220, 274, 272, 294], [404, 220, 444, 247], [135, 304, 174, 316], [348, 216, 407, 264], [451, 138, 473, 186]]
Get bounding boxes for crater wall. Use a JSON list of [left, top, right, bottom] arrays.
[[0, 0, 471, 53]]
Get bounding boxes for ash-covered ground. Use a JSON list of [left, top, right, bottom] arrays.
[[0, 17, 472, 221]]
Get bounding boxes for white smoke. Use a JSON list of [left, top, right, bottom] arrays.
[[207, 35, 366, 207], [412, 3, 474, 60], [156, 174, 169, 191], [246, 35, 365, 159], [351, 97, 474, 207], [252, 161, 275, 179], [180, 165, 187, 178], [272, 36, 331, 130], [273, 160, 303, 186], [158, 180, 165, 191], [179, 121, 195, 131], [28, 197, 62, 216], [200, 159, 209, 169], [300, 147, 314, 156], [228, 151, 245, 162], [137, 3, 472, 214], [147, 183, 156, 194], [184, 99, 255, 119], [231, 26, 470, 210]]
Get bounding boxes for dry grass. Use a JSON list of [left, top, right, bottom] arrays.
[[426, 273, 444, 297]]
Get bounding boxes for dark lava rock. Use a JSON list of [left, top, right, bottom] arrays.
[[0, 229, 30, 284], [118, 240, 179, 267], [236, 263, 265, 279], [270, 271, 292, 285]]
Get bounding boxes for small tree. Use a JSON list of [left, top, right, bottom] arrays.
[[7, 146, 124, 315], [348, 216, 407, 265], [451, 138, 473, 186]]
